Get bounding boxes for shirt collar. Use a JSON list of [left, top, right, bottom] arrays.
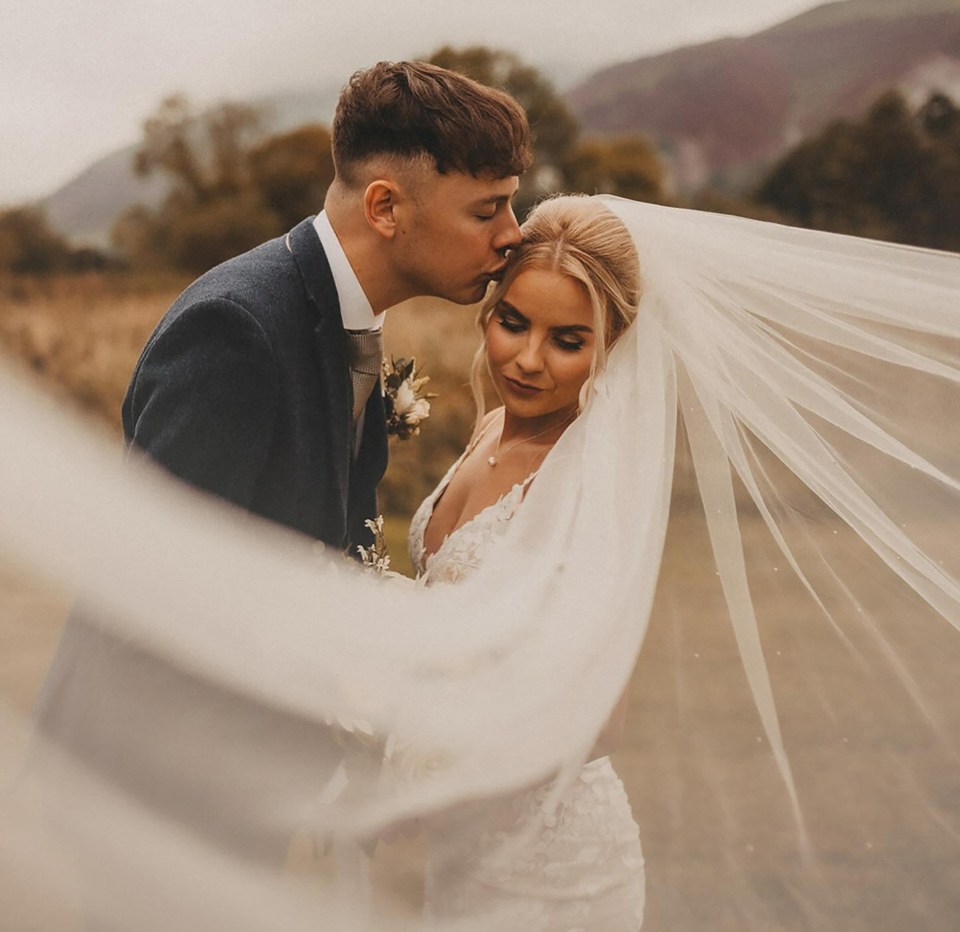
[[313, 211, 383, 331]]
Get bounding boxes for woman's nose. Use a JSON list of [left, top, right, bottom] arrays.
[[516, 338, 545, 373]]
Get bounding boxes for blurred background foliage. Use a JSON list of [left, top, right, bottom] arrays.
[[2, 45, 958, 279], [1, 44, 959, 570], [427, 46, 667, 213], [755, 90, 960, 251]]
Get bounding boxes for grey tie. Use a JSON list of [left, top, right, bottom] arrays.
[[344, 328, 383, 421]]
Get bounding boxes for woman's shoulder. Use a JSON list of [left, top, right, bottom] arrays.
[[463, 407, 503, 453], [477, 407, 504, 433]]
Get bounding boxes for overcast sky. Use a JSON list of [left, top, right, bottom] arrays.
[[2, 0, 819, 203]]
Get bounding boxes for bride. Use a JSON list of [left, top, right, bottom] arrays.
[[408, 195, 646, 928], [3, 191, 960, 930]]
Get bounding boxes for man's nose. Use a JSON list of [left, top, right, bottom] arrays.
[[494, 206, 522, 254]]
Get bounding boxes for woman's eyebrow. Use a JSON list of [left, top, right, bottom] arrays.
[[497, 299, 528, 321], [497, 300, 594, 333]]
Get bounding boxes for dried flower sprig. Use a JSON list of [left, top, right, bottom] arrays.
[[356, 515, 391, 574]]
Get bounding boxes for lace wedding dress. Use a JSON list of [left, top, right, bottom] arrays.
[[408, 447, 646, 931]]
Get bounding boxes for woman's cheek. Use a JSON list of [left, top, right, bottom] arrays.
[[486, 328, 513, 367], [559, 353, 588, 384]]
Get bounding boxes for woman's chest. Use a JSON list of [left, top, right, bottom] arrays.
[[422, 457, 531, 559]]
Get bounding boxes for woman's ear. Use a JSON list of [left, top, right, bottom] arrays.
[[362, 180, 400, 240]]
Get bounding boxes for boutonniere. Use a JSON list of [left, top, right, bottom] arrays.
[[382, 356, 436, 439]]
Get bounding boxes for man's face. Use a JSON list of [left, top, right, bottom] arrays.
[[391, 169, 522, 305]]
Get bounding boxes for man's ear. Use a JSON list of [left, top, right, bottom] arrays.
[[363, 180, 400, 240]]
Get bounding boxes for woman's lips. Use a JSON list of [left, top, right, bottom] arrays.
[[503, 376, 543, 396]]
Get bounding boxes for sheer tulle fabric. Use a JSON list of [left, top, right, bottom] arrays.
[[1, 198, 958, 929]]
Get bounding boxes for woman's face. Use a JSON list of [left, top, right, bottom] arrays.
[[485, 267, 597, 421]]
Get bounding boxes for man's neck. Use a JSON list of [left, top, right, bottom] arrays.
[[324, 204, 408, 315]]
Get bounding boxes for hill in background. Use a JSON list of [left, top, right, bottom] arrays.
[[40, 0, 960, 245], [567, 0, 960, 192], [41, 85, 343, 249]]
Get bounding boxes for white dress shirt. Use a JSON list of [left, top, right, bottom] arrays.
[[312, 211, 383, 450], [312, 211, 384, 332]]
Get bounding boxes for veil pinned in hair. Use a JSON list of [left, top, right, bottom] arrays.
[[1, 196, 959, 930]]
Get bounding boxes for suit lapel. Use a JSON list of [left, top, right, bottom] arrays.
[[355, 386, 389, 490], [286, 218, 353, 545]]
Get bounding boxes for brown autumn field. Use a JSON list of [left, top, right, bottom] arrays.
[[2, 273, 960, 930]]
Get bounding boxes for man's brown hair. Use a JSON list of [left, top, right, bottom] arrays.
[[332, 61, 533, 185]]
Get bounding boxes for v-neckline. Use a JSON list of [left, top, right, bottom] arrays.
[[422, 469, 536, 567], [420, 413, 538, 565]]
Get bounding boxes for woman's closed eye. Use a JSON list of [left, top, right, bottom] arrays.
[[554, 335, 586, 352], [497, 312, 526, 333], [497, 312, 587, 350]]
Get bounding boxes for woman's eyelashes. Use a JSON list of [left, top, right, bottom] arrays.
[[496, 312, 586, 351], [496, 312, 526, 333], [554, 335, 586, 352]]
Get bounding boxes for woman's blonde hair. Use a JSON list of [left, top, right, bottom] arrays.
[[470, 194, 641, 432]]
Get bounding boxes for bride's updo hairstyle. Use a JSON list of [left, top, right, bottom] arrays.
[[471, 194, 641, 426]]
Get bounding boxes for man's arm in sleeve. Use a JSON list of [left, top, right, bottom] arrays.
[[123, 298, 280, 510]]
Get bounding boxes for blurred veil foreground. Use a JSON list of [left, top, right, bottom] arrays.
[[1, 198, 960, 930]]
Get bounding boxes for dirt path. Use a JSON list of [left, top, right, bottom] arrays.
[[2, 512, 959, 930]]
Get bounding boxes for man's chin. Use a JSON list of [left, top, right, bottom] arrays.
[[430, 280, 492, 307], [461, 280, 493, 305]]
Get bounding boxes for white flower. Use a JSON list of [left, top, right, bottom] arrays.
[[383, 356, 436, 439], [393, 379, 418, 416], [406, 397, 431, 423]]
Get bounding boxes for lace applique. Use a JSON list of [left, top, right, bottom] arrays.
[[423, 757, 645, 930], [409, 477, 529, 585], [407, 418, 536, 585], [408, 448, 646, 929]]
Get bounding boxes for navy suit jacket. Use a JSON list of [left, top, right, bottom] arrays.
[[34, 219, 390, 869], [121, 216, 388, 550]]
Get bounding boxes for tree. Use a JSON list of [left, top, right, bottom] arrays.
[[754, 90, 960, 250], [134, 94, 263, 205], [249, 124, 335, 230], [427, 46, 666, 212], [115, 96, 335, 273], [427, 46, 580, 209], [917, 93, 960, 248], [563, 135, 666, 203], [116, 95, 278, 272], [0, 206, 71, 275], [920, 92, 960, 143]]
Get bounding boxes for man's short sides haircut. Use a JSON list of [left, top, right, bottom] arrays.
[[332, 61, 533, 185]]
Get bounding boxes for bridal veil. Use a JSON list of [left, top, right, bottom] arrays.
[[1, 196, 959, 929]]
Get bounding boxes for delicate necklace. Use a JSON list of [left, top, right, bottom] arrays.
[[486, 413, 576, 467]]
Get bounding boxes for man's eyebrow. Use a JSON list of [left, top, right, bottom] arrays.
[[474, 193, 512, 206]]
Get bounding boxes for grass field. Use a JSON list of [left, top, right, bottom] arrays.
[[0, 272, 486, 573]]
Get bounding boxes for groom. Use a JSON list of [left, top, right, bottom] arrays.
[[122, 60, 530, 551], [34, 59, 531, 895]]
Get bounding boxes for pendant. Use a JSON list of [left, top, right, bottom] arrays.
[[487, 456, 497, 467]]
